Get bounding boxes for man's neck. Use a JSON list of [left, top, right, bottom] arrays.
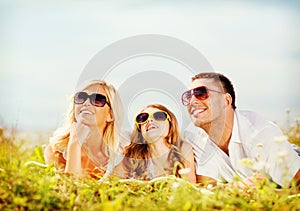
[[204, 109, 234, 155]]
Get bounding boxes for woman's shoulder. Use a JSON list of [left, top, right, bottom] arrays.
[[44, 144, 55, 163]]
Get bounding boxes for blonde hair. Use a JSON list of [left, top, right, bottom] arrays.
[[49, 80, 123, 167], [123, 104, 184, 179]]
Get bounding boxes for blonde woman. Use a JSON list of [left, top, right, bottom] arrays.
[[44, 80, 123, 178], [113, 104, 196, 183]]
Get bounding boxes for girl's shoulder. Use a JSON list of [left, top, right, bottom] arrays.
[[178, 139, 193, 157]]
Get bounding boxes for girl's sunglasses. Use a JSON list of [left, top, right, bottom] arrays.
[[74, 92, 110, 107], [181, 86, 223, 106], [135, 111, 171, 126]]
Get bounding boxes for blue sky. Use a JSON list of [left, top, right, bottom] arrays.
[[1, 0, 300, 131]]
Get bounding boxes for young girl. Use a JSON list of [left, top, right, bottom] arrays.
[[113, 104, 196, 183]]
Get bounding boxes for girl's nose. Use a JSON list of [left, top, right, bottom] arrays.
[[148, 117, 154, 122]]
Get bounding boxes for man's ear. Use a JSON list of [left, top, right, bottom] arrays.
[[106, 111, 114, 123], [224, 93, 232, 108]]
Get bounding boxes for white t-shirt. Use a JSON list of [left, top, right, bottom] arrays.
[[184, 110, 300, 187]]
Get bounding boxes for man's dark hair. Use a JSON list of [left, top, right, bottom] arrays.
[[192, 72, 236, 109]]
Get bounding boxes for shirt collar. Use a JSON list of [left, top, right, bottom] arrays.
[[231, 110, 241, 144]]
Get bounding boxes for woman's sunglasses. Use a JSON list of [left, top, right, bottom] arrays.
[[181, 86, 223, 106], [74, 92, 110, 107], [135, 111, 171, 126]]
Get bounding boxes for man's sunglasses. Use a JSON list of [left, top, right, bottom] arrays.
[[74, 92, 110, 107], [181, 86, 223, 106], [135, 111, 171, 126]]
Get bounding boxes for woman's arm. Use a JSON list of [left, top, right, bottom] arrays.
[[64, 125, 82, 176], [44, 144, 66, 169], [44, 144, 56, 165]]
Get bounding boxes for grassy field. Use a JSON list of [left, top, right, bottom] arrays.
[[0, 124, 300, 210]]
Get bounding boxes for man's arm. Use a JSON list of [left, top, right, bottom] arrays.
[[293, 168, 300, 187], [196, 175, 217, 187]]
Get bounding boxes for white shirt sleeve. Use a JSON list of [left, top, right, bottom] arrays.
[[251, 124, 300, 186], [238, 111, 300, 187]]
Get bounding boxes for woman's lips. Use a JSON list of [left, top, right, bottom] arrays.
[[80, 109, 94, 115]]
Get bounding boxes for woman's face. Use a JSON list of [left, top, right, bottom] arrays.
[[139, 107, 170, 143], [74, 84, 113, 132]]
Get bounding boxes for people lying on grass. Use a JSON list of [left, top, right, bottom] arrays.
[[112, 104, 196, 183], [44, 80, 123, 179], [182, 72, 300, 189]]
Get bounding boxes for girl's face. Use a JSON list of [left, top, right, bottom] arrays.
[[139, 107, 170, 144], [74, 84, 113, 132]]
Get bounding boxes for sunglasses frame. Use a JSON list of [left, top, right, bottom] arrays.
[[135, 111, 171, 128], [181, 86, 223, 106], [74, 92, 110, 108]]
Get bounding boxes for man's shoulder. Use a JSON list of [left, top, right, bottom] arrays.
[[235, 110, 283, 145], [235, 110, 277, 129], [236, 110, 265, 121]]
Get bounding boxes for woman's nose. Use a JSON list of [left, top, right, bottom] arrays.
[[82, 97, 92, 106]]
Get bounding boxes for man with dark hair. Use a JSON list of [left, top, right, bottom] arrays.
[[182, 72, 300, 188]]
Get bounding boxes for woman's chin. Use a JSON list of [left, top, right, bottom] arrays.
[[77, 118, 96, 127]]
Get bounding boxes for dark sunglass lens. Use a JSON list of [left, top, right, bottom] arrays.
[[153, 111, 168, 121], [74, 92, 88, 104], [92, 94, 107, 107], [194, 87, 208, 100], [136, 113, 149, 123]]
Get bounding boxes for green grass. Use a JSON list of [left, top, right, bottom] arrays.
[[0, 128, 300, 210]]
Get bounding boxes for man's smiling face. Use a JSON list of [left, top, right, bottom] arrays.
[[187, 78, 226, 128]]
